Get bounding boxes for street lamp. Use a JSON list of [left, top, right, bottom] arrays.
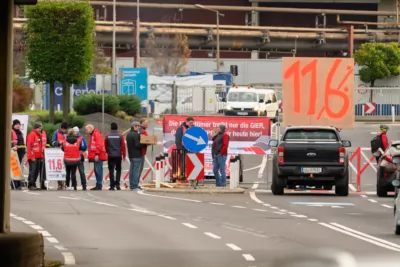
[[112, 0, 117, 95], [195, 4, 224, 72], [136, 0, 140, 67]]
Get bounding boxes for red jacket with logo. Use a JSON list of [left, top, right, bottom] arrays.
[[63, 140, 81, 163], [11, 129, 17, 147], [88, 128, 108, 161], [27, 130, 47, 160]]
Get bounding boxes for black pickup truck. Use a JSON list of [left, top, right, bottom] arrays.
[[268, 126, 351, 196]]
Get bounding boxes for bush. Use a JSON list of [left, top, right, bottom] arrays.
[[13, 77, 33, 112], [118, 94, 141, 116], [42, 123, 60, 137], [124, 115, 134, 122], [73, 94, 120, 115], [115, 110, 127, 120], [69, 115, 86, 128]]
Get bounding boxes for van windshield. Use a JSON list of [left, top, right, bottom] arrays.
[[227, 92, 258, 102]]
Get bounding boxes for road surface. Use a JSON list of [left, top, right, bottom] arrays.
[[11, 122, 400, 266]]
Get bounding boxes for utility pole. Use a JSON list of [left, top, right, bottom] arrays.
[[112, 0, 117, 95]]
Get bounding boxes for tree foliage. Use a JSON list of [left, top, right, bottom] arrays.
[[25, 0, 95, 121], [13, 76, 33, 113], [92, 47, 112, 74], [143, 34, 191, 75], [354, 42, 400, 87]]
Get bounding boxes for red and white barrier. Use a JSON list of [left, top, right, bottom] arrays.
[[348, 147, 375, 192]]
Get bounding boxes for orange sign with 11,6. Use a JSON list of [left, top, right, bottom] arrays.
[[282, 57, 354, 129]]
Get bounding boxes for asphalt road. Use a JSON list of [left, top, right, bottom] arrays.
[[11, 122, 400, 266]]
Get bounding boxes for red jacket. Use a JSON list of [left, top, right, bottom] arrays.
[[139, 126, 149, 155], [63, 140, 81, 163], [212, 132, 229, 156], [379, 133, 389, 151], [88, 128, 107, 161], [27, 130, 47, 160], [11, 129, 17, 147]]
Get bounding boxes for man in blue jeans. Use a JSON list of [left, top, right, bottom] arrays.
[[212, 124, 230, 187], [126, 121, 145, 190], [85, 124, 107, 190]]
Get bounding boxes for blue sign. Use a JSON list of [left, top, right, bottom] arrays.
[[119, 68, 148, 100], [183, 126, 208, 153]]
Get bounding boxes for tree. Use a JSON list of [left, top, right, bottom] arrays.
[[25, 0, 95, 122], [354, 42, 400, 101], [92, 47, 112, 74], [143, 34, 191, 75], [13, 76, 33, 113]]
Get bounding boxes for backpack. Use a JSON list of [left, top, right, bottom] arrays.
[[371, 134, 383, 153]]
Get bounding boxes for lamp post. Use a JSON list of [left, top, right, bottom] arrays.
[[136, 0, 140, 67], [112, 0, 117, 95], [195, 4, 224, 72]]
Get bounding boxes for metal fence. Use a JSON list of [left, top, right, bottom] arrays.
[[355, 88, 400, 116]]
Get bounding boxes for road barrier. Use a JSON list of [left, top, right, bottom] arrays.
[[348, 147, 375, 192]]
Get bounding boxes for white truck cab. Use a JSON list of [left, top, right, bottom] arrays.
[[224, 86, 279, 121]]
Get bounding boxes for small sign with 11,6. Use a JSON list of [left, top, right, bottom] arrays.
[[183, 126, 208, 153]]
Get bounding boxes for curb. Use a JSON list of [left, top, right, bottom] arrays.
[[143, 187, 246, 194]]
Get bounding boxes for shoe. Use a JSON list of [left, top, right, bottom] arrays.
[[116, 186, 121, 191], [90, 187, 101, 191], [74, 187, 77, 191], [109, 187, 115, 191], [28, 186, 37, 191], [82, 186, 87, 191], [41, 186, 47, 190]]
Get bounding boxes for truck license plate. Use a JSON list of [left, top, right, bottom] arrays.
[[237, 112, 248, 115], [301, 168, 322, 174]]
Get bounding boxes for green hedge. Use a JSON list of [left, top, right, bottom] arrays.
[[26, 111, 86, 135], [73, 94, 141, 116]]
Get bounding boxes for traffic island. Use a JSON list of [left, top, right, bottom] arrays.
[[142, 183, 246, 194]]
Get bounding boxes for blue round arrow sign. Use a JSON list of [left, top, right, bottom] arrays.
[[183, 126, 209, 153]]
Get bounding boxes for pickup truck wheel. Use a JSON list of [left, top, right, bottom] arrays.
[[271, 167, 284, 195], [335, 171, 349, 196], [376, 171, 388, 197]]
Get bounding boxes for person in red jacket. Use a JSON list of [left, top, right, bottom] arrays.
[[85, 124, 107, 190], [26, 122, 48, 190], [138, 119, 149, 178], [62, 129, 83, 191], [374, 125, 390, 163], [104, 122, 126, 190], [212, 124, 229, 187]]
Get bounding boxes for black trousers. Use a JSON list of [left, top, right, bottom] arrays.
[[28, 159, 46, 187], [108, 157, 122, 188], [65, 163, 78, 188]]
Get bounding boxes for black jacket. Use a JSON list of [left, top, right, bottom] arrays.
[[175, 122, 189, 150], [126, 129, 144, 158]]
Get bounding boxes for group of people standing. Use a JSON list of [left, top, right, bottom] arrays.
[[11, 119, 150, 191]]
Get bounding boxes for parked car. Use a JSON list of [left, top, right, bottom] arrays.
[[391, 176, 400, 234], [377, 141, 400, 197], [269, 126, 351, 196]]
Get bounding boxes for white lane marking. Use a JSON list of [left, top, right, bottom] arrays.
[[251, 183, 259, 190], [182, 223, 198, 229], [361, 195, 368, 198], [250, 191, 263, 204], [252, 208, 267, 212], [308, 204, 323, 207], [232, 206, 246, 209], [54, 245, 67, 251], [308, 218, 318, 222], [288, 212, 297, 215], [348, 184, 357, 192], [158, 215, 177, 220], [46, 237, 59, 244], [61, 252, 76, 265], [368, 199, 378, 203], [10, 213, 16, 217], [38, 231, 51, 237], [320, 223, 400, 252], [14, 217, 26, 221], [279, 209, 287, 212], [258, 155, 268, 178], [204, 232, 221, 239], [263, 204, 271, 207], [30, 225, 43, 230], [226, 243, 242, 251], [58, 196, 80, 200], [270, 207, 279, 210], [331, 206, 343, 209], [292, 214, 307, 218], [137, 190, 202, 203], [382, 204, 393, 209], [244, 165, 262, 172], [242, 254, 256, 261], [330, 223, 400, 249], [22, 220, 34, 225], [274, 211, 286, 215], [361, 150, 377, 172], [95, 202, 117, 207], [210, 202, 225, 206], [131, 208, 156, 215]]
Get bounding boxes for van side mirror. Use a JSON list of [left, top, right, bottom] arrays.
[[342, 140, 351, 147], [259, 99, 264, 103], [266, 100, 272, 104], [269, 139, 278, 147]]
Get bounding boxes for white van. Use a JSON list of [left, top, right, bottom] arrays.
[[224, 86, 279, 121]]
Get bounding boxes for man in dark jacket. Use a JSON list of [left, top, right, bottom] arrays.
[[212, 124, 229, 187], [174, 116, 194, 150], [105, 122, 126, 191], [11, 119, 26, 189], [126, 121, 145, 190]]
